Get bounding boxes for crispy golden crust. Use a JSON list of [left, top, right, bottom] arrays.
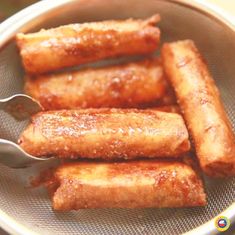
[[18, 109, 190, 159], [162, 40, 235, 177], [25, 58, 169, 110], [138, 84, 177, 108], [16, 15, 160, 74], [48, 160, 206, 211]]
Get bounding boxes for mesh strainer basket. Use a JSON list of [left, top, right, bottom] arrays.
[[0, 0, 234, 234]]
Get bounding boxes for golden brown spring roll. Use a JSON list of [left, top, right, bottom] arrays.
[[46, 160, 206, 211], [18, 109, 190, 159], [25, 58, 170, 110], [162, 40, 235, 177], [16, 15, 160, 74]]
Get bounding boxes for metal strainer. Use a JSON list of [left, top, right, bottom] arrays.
[[0, 0, 234, 234]]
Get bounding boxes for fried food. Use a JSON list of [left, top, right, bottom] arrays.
[[25, 58, 169, 110], [151, 105, 180, 113], [138, 85, 177, 108], [18, 109, 190, 159], [162, 40, 235, 177], [16, 15, 160, 74], [47, 160, 206, 211]]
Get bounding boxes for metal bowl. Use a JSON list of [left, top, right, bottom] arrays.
[[0, 0, 234, 234]]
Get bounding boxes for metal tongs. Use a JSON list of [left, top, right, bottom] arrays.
[[0, 94, 51, 168]]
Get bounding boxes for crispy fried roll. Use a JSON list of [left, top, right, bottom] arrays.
[[162, 40, 235, 177], [47, 160, 206, 210], [16, 15, 160, 74], [25, 58, 169, 110], [18, 109, 190, 159]]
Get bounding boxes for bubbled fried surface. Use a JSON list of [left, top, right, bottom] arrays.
[[18, 109, 190, 159], [25, 58, 168, 110], [16, 15, 160, 74], [49, 160, 206, 211], [162, 40, 235, 177]]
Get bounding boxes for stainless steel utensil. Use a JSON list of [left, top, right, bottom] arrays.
[[0, 94, 50, 168], [0, 0, 234, 235], [0, 94, 42, 120], [0, 139, 50, 168]]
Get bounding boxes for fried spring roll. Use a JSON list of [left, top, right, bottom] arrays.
[[47, 160, 206, 210], [16, 15, 160, 74], [18, 109, 190, 159], [162, 40, 235, 177], [25, 58, 169, 110]]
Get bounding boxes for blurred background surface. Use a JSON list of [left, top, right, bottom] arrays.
[[0, 0, 234, 22], [0, 0, 38, 21]]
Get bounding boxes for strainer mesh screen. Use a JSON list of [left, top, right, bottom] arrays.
[[0, 1, 234, 234]]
